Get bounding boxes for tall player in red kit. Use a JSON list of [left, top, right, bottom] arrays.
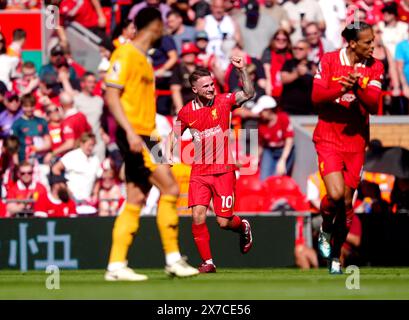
[[312, 22, 383, 274], [168, 58, 255, 273]]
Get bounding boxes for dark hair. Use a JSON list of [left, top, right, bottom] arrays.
[[112, 19, 134, 41], [166, 9, 182, 19], [22, 61, 35, 69], [270, 28, 292, 53], [13, 28, 27, 41], [81, 71, 96, 82], [382, 3, 398, 16], [80, 131, 96, 143], [189, 67, 211, 86], [341, 22, 373, 42], [134, 7, 162, 31], [21, 93, 36, 106], [0, 32, 6, 55]]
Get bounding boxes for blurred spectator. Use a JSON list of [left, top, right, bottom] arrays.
[[195, 31, 213, 67], [0, 92, 22, 140], [170, 42, 200, 113], [150, 35, 178, 115], [280, 40, 315, 115], [112, 19, 136, 48], [0, 81, 7, 113], [169, 0, 196, 26], [305, 22, 335, 66], [252, 95, 295, 180], [191, 0, 211, 22], [378, 3, 408, 58], [260, 0, 291, 33], [128, 0, 171, 22], [317, 0, 347, 49], [34, 174, 77, 218], [395, 33, 409, 111], [7, 28, 26, 61], [44, 104, 63, 160], [52, 132, 100, 202], [74, 72, 106, 161], [397, 0, 409, 22], [282, 0, 325, 44], [235, 0, 278, 59], [5, 0, 40, 9], [0, 32, 19, 90], [295, 216, 318, 269], [355, 180, 390, 214], [96, 168, 124, 216], [350, 0, 384, 25], [197, 0, 242, 71], [39, 44, 80, 96], [166, 10, 197, 55], [261, 29, 293, 99], [0, 135, 20, 194], [59, 0, 107, 39], [340, 214, 362, 267], [372, 24, 401, 113], [44, 91, 91, 161], [307, 169, 326, 212], [11, 93, 51, 163], [6, 161, 47, 217], [12, 61, 40, 98], [391, 177, 409, 214]]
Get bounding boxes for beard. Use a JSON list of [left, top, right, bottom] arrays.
[[57, 187, 70, 203]]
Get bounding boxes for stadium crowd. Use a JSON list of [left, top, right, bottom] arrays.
[[0, 0, 409, 223]]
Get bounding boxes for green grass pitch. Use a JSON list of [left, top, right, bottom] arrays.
[[1, 268, 409, 300]]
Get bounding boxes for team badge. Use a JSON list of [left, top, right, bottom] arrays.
[[211, 108, 218, 120]]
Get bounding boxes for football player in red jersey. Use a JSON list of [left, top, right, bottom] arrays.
[[312, 22, 383, 274], [167, 58, 255, 273]]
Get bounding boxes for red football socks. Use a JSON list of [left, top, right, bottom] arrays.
[[320, 195, 338, 233], [192, 222, 212, 261]]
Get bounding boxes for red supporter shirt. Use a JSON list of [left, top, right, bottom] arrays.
[[7, 181, 47, 209], [34, 192, 77, 217], [396, 0, 409, 22], [312, 48, 383, 153], [258, 111, 294, 148], [61, 109, 92, 141], [48, 123, 63, 150], [60, 0, 98, 28], [176, 93, 237, 176]]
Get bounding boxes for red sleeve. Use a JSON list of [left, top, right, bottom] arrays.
[[312, 53, 345, 105], [6, 186, 17, 199], [82, 113, 92, 132], [355, 61, 384, 114], [68, 199, 77, 215], [175, 109, 188, 137], [281, 113, 294, 139]]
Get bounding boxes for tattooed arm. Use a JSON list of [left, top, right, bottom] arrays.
[[231, 56, 256, 105]]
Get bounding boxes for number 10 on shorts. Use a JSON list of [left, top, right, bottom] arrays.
[[221, 196, 233, 209]]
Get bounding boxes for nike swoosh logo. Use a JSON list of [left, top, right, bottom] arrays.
[[221, 209, 231, 213], [332, 76, 342, 81], [189, 120, 198, 126]]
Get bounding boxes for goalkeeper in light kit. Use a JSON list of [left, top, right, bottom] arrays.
[[168, 58, 255, 273], [312, 22, 383, 274]]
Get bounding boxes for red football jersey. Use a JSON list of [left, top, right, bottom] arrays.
[[7, 181, 47, 210], [176, 93, 237, 176], [61, 109, 92, 142], [34, 192, 77, 218], [312, 48, 384, 152], [48, 123, 63, 150], [258, 111, 294, 148]]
